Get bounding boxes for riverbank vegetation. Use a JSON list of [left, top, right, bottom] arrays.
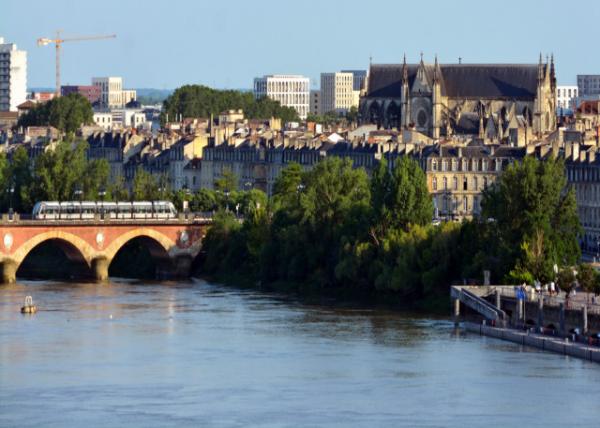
[[199, 156, 584, 309]]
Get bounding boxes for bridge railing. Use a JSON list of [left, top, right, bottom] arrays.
[[0, 211, 215, 225]]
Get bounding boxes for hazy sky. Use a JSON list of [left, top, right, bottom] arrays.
[[3, 0, 599, 89]]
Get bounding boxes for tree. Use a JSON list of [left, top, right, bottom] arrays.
[[214, 169, 237, 192], [191, 188, 218, 212], [557, 268, 576, 296], [17, 93, 93, 134], [371, 157, 433, 237], [132, 168, 159, 201], [161, 85, 299, 125], [482, 156, 581, 283], [109, 175, 130, 201], [576, 263, 596, 302], [2, 147, 33, 212], [30, 141, 89, 202]]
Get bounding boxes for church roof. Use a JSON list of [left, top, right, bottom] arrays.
[[368, 63, 539, 100]]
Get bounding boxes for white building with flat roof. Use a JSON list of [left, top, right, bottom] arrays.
[[92, 77, 123, 108], [320, 72, 358, 115], [556, 85, 578, 110], [0, 37, 27, 112], [253, 74, 310, 119]]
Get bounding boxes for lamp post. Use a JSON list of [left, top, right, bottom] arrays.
[[8, 183, 15, 217], [98, 188, 106, 219], [224, 190, 230, 212]]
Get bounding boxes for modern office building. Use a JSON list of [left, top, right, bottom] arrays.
[[341, 69, 367, 91], [320, 72, 357, 115], [577, 75, 600, 98], [0, 37, 27, 112], [253, 74, 310, 119], [556, 85, 578, 110]]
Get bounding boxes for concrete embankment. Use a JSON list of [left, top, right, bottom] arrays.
[[463, 321, 600, 363]]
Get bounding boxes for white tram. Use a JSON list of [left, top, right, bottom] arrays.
[[32, 201, 178, 220]]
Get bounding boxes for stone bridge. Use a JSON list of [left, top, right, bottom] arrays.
[[0, 218, 211, 283]]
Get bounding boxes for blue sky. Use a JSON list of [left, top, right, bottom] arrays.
[[3, 0, 599, 89]]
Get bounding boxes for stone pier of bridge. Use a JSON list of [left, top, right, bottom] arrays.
[[0, 218, 210, 283]]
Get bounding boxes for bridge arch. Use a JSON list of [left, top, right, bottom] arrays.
[[103, 228, 176, 261], [13, 231, 96, 267]]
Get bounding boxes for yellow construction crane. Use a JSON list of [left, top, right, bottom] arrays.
[[37, 31, 117, 97]]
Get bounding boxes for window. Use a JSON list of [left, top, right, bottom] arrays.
[[483, 177, 488, 188], [442, 160, 448, 172], [453, 176, 458, 190], [463, 177, 468, 191], [463, 196, 468, 212], [452, 160, 458, 172], [433, 177, 437, 190], [432, 159, 437, 171], [443, 177, 448, 190]]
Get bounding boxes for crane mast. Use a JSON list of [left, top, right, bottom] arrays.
[[37, 31, 117, 98]]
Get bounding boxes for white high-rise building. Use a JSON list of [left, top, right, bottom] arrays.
[[253, 74, 310, 119], [320, 72, 357, 115], [556, 85, 578, 110], [0, 37, 27, 112], [92, 76, 123, 108]]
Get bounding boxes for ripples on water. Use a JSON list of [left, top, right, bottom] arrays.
[[1, 279, 599, 428]]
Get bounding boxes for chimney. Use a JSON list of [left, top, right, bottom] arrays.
[[588, 150, 596, 163], [565, 142, 573, 159], [526, 144, 535, 155], [573, 142, 580, 161]]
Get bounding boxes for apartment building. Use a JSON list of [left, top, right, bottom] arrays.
[[253, 74, 310, 119], [556, 85, 578, 110], [320, 72, 357, 115], [0, 37, 27, 112]]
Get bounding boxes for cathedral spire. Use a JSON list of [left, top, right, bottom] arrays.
[[550, 53, 556, 89], [402, 53, 408, 81], [433, 54, 441, 82], [538, 52, 543, 80]]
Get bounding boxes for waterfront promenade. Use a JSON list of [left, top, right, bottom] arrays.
[[452, 284, 600, 362]]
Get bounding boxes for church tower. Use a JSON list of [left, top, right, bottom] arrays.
[[401, 54, 410, 128], [534, 53, 554, 136], [432, 55, 442, 139]]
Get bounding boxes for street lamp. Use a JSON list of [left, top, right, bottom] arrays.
[[224, 190, 230, 212], [98, 188, 106, 219], [8, 183, 15, 217]]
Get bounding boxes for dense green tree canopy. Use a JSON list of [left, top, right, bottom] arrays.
[[28, 141, 109, 205], [161, 85, 299, 125], [17, 93, 94, 134], [481, 156, 581, 282]]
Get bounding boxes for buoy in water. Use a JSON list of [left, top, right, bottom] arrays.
[[20, 295, 37, 314]]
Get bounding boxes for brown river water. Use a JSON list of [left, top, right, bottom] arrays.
[[1, 279, 599, 427]]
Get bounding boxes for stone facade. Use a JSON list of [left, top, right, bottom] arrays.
[[359, 55, 557, 139]]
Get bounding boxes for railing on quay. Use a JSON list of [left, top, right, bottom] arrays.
[[488, 285, 600, 315]]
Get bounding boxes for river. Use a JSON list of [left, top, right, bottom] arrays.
[[1, 279, 599, 427]]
